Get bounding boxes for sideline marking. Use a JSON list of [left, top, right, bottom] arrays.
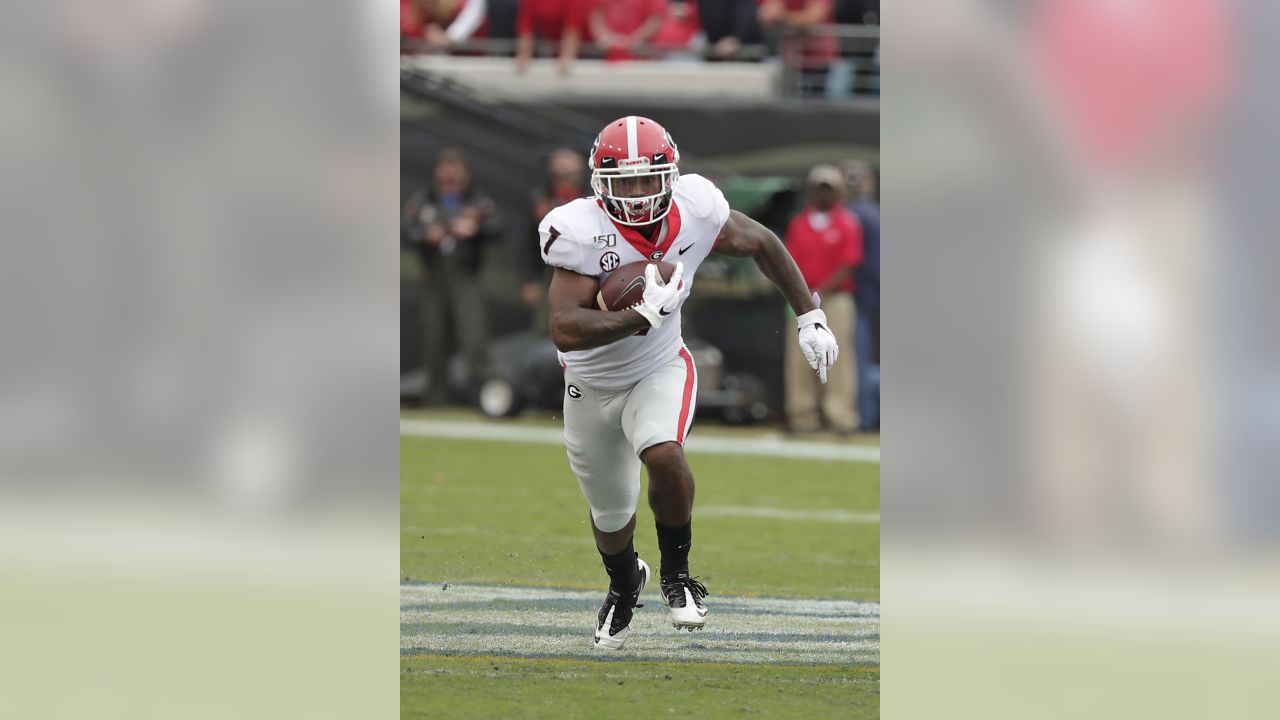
[[401, 582, 880, 667], [698, 506, 880, 524], [400, 419, 880, 464]]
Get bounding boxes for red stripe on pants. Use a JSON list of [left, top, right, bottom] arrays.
[[677, 347, 695, 443]]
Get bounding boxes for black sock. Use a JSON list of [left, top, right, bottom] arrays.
[[599, 540, 640, 593], [655, 520, 692, 578]]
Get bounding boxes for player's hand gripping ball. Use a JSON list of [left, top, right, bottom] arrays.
[[597, 260, 688, 329]]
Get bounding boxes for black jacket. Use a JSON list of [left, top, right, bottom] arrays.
[[401, 186, 503, 275]]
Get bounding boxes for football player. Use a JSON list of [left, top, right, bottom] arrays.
[[539, 116, 838, 649]]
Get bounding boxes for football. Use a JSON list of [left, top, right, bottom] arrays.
[[596, 259, 676, 311]]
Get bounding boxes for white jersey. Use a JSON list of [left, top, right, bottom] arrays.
[[538, 173, 731, 389]]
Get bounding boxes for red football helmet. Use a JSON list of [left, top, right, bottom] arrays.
[[589, 116, 681, 226]]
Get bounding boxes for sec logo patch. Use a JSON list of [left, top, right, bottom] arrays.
[[566, 384, 583, 399], [600, 252, 620, 272]]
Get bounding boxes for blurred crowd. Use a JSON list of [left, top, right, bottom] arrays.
[[402, 146, 879, 434], [401, 1, 879, 94]]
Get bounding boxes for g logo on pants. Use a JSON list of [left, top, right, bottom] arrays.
[[566, 383, 583, 400]]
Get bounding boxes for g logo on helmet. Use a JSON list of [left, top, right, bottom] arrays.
[[600, 252, 620, 272]]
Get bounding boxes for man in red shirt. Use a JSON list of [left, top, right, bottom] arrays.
[[650, 0, 702, 56], [401, 0, 489, 52], [515, 0, 588, 74], [589, 0, 667, 62], [783, 164, 863, 434]]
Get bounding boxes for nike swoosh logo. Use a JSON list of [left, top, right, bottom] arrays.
[[659, 308, 672, 316], [619, 276, 646, 299], [678, 243, 695, 255]]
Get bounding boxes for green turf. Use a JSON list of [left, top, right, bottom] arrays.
[[400, 436, 879, 601], [401, 655, 880, 720], [401, 432, 879, 718], [400, 408, 882, 448]]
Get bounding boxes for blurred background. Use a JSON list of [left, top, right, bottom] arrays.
[[400, 0, 881, 435], [0, 1, 399, 717], [883, 1, 1280, 718]]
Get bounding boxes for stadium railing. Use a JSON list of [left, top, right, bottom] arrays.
[[774, 24, 880, 99], [401, 53, 779, 101], [400, 37, 772, 62], [401, 23, 880, 102]]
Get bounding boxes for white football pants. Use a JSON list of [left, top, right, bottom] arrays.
[[562, 347, 698, 533]]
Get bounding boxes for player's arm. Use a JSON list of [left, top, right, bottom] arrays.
[[630, 15, 664, 47], [712, 210, 817, 315], [588, 8, 616, 48], [547, 268, 650, 351], [714, 210, 839, 382]]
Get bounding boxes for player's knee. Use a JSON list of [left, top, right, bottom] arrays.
[[593, 510, 633, 534], [641, 441, 685, 475]]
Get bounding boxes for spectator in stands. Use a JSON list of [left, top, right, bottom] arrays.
[[835, 0, 878, 25], [487, 0, 520, 43], [401, 0, 489, 52], [650, 1, 704, 60], [844, 160, 879, 431], [757, 0, 839, 94], [757, 0, 833, 29], [402, 148, 503, 405], [589, 0, 667, 62], [783, 164, 863, 435], [515, 0, 588, 74], [523, 148, 588, 332], [402, 0, 425, 42], [697, 0, 762, 60]]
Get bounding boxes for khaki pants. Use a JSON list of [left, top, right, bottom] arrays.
[[785, 292, 858, 433], [422, 261, 489, 403]]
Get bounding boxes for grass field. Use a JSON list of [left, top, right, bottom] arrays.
[[401, 417, 880, 718]]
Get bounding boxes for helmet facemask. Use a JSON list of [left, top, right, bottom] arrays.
[[592, 158, 679, 226]]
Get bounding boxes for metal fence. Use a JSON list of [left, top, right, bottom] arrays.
[[400, 36, 774, 62], [776, 24, 880, 100], [401, 23, 880, 101]]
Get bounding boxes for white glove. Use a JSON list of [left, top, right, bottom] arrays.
[[632, 262, 687, 329], [796, 308, 839, 383]]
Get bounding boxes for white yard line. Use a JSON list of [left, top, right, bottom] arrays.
[[401, 582, 880, 666], [698, 506, 880, 524], [400, 419, 880, 464]]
